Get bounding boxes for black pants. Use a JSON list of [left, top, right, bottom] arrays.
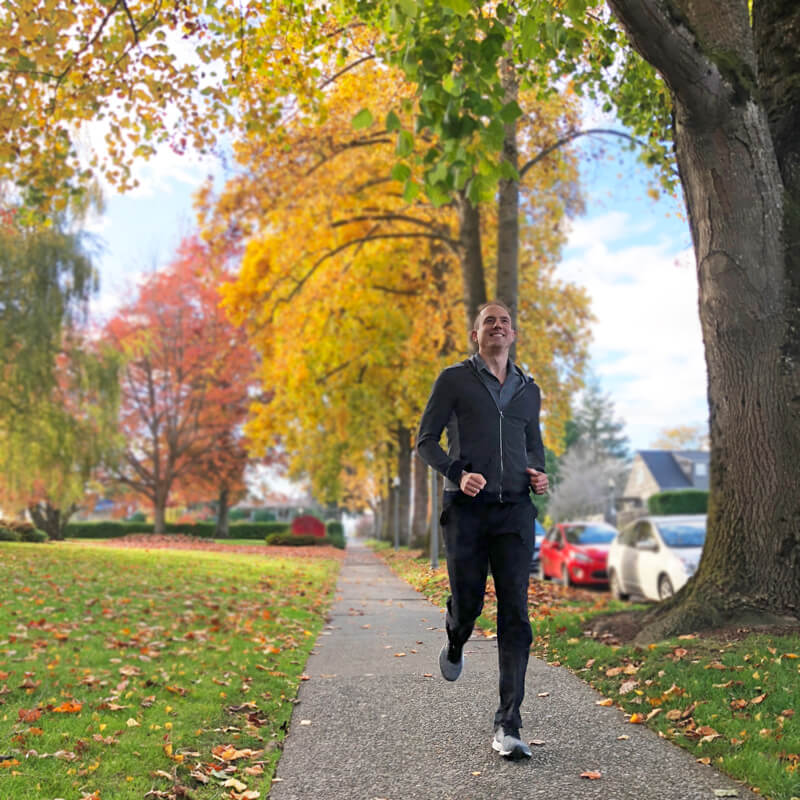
[[441, 495, 535, 730]]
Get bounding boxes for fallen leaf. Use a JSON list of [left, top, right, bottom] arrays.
[[393, 652, 406, 657], [224, 778, 248, 791], [596, 698, 614, 707], [52, 701, 82, 713], [299, 720, 312, 726], [126, 718, 141, 727], [529, 739, 545, 746], [617, 735, 629, 740], [471, 771, 481, 776], [697, 757, 711, 765], [537, 692, 550, 697], [751, 694, 767, 705], [646, 708, 662, 721], [619, 679, 639, 695], [628, 713, 645, 724], [580, 770, 602, 779], [713, 790, 738, 798]]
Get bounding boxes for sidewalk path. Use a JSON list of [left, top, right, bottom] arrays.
[[270, 543, 756, 800]]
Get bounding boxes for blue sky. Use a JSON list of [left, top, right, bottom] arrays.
[[88, 140, 708, 454]]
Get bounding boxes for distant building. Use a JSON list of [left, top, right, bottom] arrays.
[[618, 449, 709, 524]]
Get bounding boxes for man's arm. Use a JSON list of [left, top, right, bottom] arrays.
[[416, 370, 470, 484], [525, 383, 546, 473]]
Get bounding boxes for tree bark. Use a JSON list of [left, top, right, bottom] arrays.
[[496, 35, 520, 339], [607, 0, 800, 638], [28, 502, 73, 540], [215, 486, 230, 538], [396, 424, 412, 546], [410, 450, 429, 548], [153, 493, 167, 534], [456, 190, 487, 341]]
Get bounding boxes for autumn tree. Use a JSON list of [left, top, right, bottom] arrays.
[[0, 210, 120, 537], [651, 424, 709, 452], [104, 236, 257, 533], [211, 32, 591, 538]]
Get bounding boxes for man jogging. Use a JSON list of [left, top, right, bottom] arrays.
[[416, 301, 548, 761]]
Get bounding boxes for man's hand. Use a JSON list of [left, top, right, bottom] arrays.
[[527, 468, 549, 495], [460, 471, 487, 497]]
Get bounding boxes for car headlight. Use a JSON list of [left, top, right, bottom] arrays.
[[573, 552, 592, 563]]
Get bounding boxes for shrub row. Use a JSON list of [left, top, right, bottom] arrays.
[[0, 520, 48, 543], [64, 521, 291, 539], [326, 520, 346, 549], [647, 489, 709, 515], [266, 532, 334, 547]]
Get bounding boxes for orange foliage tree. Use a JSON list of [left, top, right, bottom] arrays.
[[206, 34, 592, 541], [103, 236, 257, 533]]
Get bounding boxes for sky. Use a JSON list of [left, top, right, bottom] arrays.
[[88, 135, 709, 456]]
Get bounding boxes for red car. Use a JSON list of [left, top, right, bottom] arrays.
[[537, 521, 618, 586]]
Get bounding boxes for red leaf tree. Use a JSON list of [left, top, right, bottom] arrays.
[[104, 237, 257, 533]]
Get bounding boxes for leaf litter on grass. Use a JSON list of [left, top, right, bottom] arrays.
[[0, 542, 340, 799]]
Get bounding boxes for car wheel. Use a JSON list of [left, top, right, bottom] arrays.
[[537, 560, 547, 581], [562, 564, 571, 587], [609, 570, 629, 601], [658, 574, 674, 600]]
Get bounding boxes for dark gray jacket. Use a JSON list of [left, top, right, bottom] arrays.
[[416, 355, 545, 502]]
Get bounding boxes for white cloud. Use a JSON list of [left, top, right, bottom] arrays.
[[560, 212, 708, 450]]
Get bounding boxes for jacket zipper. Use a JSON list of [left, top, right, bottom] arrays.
[[498, 409, 504, 503]]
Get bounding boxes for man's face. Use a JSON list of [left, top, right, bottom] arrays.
[[471, 305, 516, 355]]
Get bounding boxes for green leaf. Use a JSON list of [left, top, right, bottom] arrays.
[[385, 111, 402, 132], [396, 129, 415, 157], [391, 163, 412, 182], [498, 100, 522, 123], [403, 178, 421, 203], [352, 108, 374, 130], [396, 0, 418, 19]]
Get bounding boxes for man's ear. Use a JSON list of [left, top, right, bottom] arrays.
[[470, 329, 478, 343]]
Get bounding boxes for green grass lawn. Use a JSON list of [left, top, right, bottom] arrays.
[[375, 544, 800, 800], [0, 542, 340, 799]]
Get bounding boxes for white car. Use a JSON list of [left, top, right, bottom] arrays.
[[606, 515, 706, 601]]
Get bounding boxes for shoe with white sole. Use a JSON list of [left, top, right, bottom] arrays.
[[492, 725, 532, 760]]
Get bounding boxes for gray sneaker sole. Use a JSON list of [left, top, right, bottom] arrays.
[[492, 737, 532, 760], [438, 643, 463, 681]]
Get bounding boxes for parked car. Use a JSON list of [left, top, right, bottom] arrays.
[[606, 515, 706, 601], [529, 519, 546, 574], [538, 521, 618, 586]]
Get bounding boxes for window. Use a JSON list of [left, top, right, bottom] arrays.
[[695, 462, 708, 478]]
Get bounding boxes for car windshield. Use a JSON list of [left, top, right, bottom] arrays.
[[657, 522, 706, 548], [564, 524, 616, 545]]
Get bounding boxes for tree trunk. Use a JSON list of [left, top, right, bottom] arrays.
[[456, 189, 487, 340], [496, 35, 520, 337], [28, 502, 72, 540], [607, 0, 800, 639], [215, 486, 230, 538], [153, 495, 167, 534], [410, 450, 429, 549], [396, 424, 412, 546]]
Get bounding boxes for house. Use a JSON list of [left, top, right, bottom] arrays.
[[618, 449, 709, 524]]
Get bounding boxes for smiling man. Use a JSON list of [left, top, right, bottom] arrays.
[[416, 300, 549, 761]]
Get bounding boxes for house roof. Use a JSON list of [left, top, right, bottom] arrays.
[[638, 449, 709, 490]]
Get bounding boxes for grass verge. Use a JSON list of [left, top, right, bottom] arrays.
[[0, 541, 340, 799], [373, 544, 800, 800]]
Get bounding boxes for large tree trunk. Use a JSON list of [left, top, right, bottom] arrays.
[[456, 190, 487, 339], [215, 486, 230, 539], [28, 502, 74, 541], [607, 0, 800, 639], [410, 450, 429, 549], [153, 493, 168, 534], [496, 36, 520, 334]]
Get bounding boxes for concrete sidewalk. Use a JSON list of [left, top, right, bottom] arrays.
[[269, 543, 756, 800]]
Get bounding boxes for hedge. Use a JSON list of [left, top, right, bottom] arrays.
[[647, 489, 709, 515], [266, 532, 333, 547], [64, 520, 290, 539], [326, 520, 346, 549], [0, 521, 48, 542]]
